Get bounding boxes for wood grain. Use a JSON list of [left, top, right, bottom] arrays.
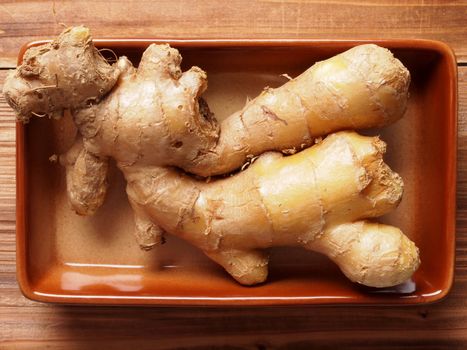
[[0, 1, 467, 349], [0, 1, 467, 68]]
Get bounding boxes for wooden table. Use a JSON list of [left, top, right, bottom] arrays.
[[1, 1, 466, 348]]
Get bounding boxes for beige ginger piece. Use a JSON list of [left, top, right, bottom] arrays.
[[3, 25, 410, 174], [123, 131, 419, 287]]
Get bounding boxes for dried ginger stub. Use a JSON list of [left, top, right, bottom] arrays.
[[4, 27, 119, 123]]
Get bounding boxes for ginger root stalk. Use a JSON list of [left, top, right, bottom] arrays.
[[124, 131, 419, 287]]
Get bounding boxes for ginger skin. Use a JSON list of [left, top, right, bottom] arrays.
[[3, 27, 419, 287]]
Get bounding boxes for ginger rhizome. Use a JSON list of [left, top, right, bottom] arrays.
[[125, 131, 419, 287], [3, 26, 419, 287], [4, 26, 410, 180]]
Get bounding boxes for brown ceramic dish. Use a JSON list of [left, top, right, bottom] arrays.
[[15, 38, 457, 306]]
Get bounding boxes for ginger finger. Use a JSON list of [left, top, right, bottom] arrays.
[[60, 137, 109, 216], [309, 222, 420, 287]]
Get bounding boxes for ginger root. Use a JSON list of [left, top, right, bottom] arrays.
[[187, 42, 411, 176], [124, 131, 419, 287], [3, 26, 419, 287], [4, 26, 410, 178]]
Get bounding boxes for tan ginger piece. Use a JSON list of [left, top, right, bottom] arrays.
[[3, 27, 419, 287], [124, 131, 419, 287], [190, 42, 411, 176], [3, 26, 410, 175]]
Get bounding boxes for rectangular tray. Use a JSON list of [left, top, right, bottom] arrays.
[[16, 38, 457, 305]]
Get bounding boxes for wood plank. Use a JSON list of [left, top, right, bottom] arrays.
[[0, 63, 466, 348], [0, 1, 467, 68]]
